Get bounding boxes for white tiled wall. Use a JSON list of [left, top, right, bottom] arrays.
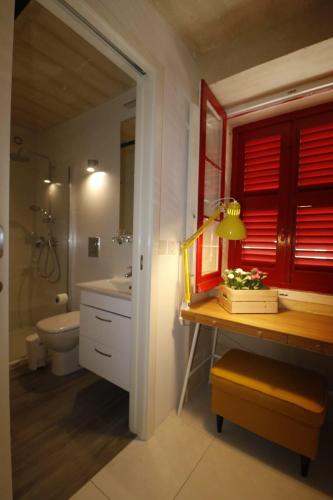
[[41, 89, 136, 309]]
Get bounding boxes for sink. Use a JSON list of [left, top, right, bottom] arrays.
[[107, 276, 132, 293], [76, 276, 132, 297]]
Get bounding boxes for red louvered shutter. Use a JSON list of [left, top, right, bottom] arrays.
[[290, 110, 333, 293], [243, 135, 281, 192], [240, 209, 279, 264], [231, 103, 333, 294], [295, 206, 333, 268], [298, 122, 333, 187], [230, 121, 292, 286]]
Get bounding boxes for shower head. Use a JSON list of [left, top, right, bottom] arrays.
[[10, 147, 30, 163]]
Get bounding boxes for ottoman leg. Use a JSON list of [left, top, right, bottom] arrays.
[[216, 415, 224, 433], [300, 455, 311, 477]]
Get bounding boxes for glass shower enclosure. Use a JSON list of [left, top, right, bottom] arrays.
[[9, 133, 70, 362]]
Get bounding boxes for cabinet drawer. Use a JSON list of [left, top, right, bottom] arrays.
[[80, 304, 131, 352], [79, 336, 130, 391], [80, 290, 131, 317], [288, 336, 322, 353]]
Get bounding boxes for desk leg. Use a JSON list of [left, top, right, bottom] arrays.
[[208, 327, 218, 384], [210, 327, 218, 372], [177, 323, 201, 416]]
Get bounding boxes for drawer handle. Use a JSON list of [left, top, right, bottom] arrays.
[[95, 315, 112, 323], [94, 348, 112, 358]]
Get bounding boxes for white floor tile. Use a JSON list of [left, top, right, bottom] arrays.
[[75, 388, 333, 500], [70, 481, 109, 500], [92, 414, 213, 500], [177, 383, 216, 436], [175, 421, 333, 500]]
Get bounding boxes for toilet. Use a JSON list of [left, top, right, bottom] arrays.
[[36, 311, 80, 376]]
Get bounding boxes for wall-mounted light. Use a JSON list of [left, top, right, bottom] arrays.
[[43, 161, 54, 184], [86, 159, 99, 173]]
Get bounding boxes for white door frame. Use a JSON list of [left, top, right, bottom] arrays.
[[36, 0, 158, 440]]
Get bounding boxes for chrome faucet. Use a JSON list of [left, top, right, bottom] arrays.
[[124, 266, 132, 278]]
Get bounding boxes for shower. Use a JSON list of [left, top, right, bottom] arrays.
[[29, 205, 60, 283]]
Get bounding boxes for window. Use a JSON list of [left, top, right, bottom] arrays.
[[195, 80, 227, 293], [229, 102, 333, 294]]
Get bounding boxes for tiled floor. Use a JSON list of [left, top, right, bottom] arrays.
[[71, 386, 333, 500], [11, 365, 134, 500]]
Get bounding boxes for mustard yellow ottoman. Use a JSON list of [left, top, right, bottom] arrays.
[[211, 349, 328, 477]]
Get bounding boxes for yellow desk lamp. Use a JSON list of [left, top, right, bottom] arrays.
[[181, 198, 246, 306]]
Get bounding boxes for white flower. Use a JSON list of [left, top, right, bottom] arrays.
[[240, 270, 248, 275], [235, 268, 243, 273], [227, 273, 234, 279]]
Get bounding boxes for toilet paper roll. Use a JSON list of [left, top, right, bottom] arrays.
[[55, 293, 68, 305]]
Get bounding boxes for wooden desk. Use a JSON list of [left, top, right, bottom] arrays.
[[178, 298, 333, 415]]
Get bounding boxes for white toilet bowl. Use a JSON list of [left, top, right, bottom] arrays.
[[37, 311, 80, 376]]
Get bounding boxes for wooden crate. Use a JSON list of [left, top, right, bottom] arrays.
[[218, 285, 278, 313]]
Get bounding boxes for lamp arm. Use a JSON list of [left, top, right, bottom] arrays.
[[181, 205, 223, 305], [181, 206, 223, 251]]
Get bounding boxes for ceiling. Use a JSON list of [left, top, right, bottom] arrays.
[[151, 0, 333, 55], [11, 1, 135, 131], [151, 0, 333, 81]]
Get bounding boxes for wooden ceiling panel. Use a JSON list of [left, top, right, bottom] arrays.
[[12, 1, 135, 130]]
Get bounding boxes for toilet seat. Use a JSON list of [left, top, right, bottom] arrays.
[[37, 311, 80, 334]]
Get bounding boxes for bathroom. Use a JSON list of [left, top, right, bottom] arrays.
[[9, 1, 137, 498]]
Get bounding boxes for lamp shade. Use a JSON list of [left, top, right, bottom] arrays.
[[216, 201, 247, 240]]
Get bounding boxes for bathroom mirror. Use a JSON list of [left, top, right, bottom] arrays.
[[119, 118, 135, 235]]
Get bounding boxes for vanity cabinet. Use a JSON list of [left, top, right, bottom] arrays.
[[79, 290, 131, 391]]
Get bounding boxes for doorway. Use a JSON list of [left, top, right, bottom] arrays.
[[2, 0, 157, 497]]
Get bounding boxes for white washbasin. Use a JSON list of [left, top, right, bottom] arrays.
[[108, 276, 132, 293], [76, 276, 132, 297]]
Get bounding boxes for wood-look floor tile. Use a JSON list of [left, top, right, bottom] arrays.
[[11, 365, 134, 500]]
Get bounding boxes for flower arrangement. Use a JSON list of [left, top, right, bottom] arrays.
[[222, 267, 268, 290]]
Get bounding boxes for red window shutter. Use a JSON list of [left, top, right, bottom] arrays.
[[240, 209, 278, 264], [290, 109, 333, 293], [231, 103, 333, 294], [196, 80, 227, 293], [295, 206, 333, 268], [244, 135, 281, 192], [230, 121, 291, 286], [298, 122, 333, 187]]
